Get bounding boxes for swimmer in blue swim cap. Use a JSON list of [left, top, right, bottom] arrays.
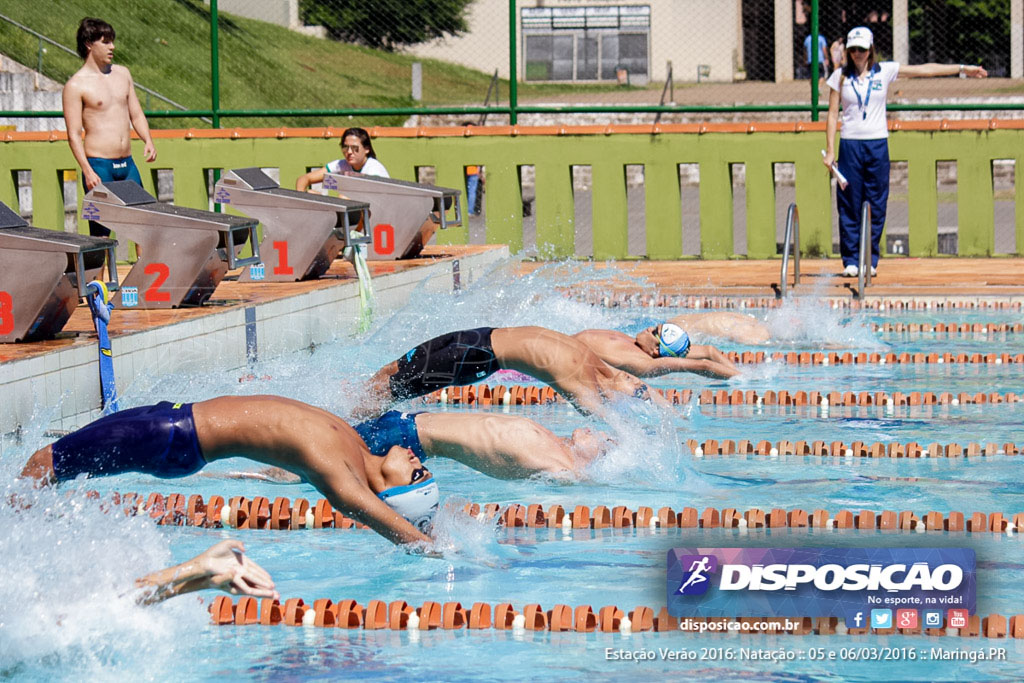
[[20, 395, 437, 547], [573, 324, 740, 379]]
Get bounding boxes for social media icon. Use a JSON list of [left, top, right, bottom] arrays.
[[896, 609, 918, 629], [923, 610, 943, 628], [948, 609, 968, 629], [870, 609, 892, 629], [845, 611, 866, 629]]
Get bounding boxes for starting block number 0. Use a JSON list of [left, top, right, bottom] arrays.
[[373, 223, 394, 255], [0, 291, 13, 335], [143, 263, 171, 303]]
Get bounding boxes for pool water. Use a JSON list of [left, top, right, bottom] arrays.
[[2, 260, 1022, 681]]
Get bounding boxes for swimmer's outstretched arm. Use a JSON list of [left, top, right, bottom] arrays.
[[197, 466, 303, 484], [616, 355, 739, 380], [310, 472, 433, 548], [134, 540, 278, 605]]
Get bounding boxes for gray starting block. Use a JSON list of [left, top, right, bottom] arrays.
[[213, 168, 371, 282], [323, 173, 461, 260], [0, 200, 118, 342], [82, 181, 260, 308]]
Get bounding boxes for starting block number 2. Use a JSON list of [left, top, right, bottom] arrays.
[[0, 291, 13, 335]]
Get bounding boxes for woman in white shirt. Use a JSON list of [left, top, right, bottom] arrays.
[[822, 26, 987, 277], [296, 127, 390, 191]]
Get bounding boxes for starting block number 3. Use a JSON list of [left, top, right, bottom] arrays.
[[0, 291, 13, 335]]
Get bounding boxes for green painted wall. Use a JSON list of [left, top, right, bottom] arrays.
[[2, 130, 1020, 259]]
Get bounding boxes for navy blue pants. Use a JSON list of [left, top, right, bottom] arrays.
[[836, 138, 889, 268]]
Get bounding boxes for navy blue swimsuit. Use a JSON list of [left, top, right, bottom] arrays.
[[51, 402, 206, 481]]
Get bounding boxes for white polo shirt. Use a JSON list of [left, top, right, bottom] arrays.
[[325, 156, 390, 178], [826, 61, 900, 140]]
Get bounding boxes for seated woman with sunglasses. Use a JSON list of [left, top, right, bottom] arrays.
[[295, 127, 389, 191], [20, 395, 438, 544], [574, 324, 740, 380], [822, 26, 987, 279]]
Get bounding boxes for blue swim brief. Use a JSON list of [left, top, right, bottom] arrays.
[[51, 401, 206, 481], [353, 410, 427, 460], [86, 155, 143, 237]]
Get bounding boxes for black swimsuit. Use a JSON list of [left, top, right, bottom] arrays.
[[388, 327, 500, 400]]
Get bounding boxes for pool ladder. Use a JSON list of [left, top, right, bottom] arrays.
[[857, 200, 873, 298], [779, 203, 800, 297]]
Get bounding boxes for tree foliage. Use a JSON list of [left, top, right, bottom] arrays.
[[300, 0, 473, 51], [908, 0, 1009, 75]]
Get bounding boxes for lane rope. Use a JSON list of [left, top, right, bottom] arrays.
[[96, 491, 1024, 536], [207, 595, 1024, 638]]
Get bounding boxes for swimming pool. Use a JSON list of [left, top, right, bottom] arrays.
[[2, 261, 1022, 680]]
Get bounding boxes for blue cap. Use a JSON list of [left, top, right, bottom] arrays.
[[658, 323, 691, 358]]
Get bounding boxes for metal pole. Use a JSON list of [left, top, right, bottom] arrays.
[[857, 201, 871, 297], [508, 0, 517, 125], [211, 0, 221, 130], [809, 0, 820, 122]]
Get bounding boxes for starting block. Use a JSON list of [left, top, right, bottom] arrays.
[[82, 181, 259, 308], [0, 200, 118, 342], [214, 168, 370, 282], [323, 173, 461, 260]]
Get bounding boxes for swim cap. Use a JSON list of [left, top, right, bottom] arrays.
[[658, 323, 691, 358], [378, 478, 439, 533]]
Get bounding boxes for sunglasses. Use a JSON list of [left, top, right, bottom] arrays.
[[341, 144, 364, 152], [410, 466, 430, 486], [849, 46, 868, 53]]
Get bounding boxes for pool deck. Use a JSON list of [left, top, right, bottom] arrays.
[[1, 251, 1021, 436], [518, 257, 1024, 301]]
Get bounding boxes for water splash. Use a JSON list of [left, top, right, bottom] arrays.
[[0, 482, 204, 678]]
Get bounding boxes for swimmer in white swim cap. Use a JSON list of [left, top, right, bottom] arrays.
[[573, 324, 740, 379]]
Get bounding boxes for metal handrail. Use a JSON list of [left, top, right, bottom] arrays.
[[857, 200, 872, 297], [478, 70, 500, 125], [654, 61, 674, 124], [779, 202, 800, 297], [0, 11, 196, 115]]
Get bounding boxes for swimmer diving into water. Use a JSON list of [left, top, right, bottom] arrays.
[[354, 326, 667, 419], [574, 323, 740, 379], [20, 396, 437, 546]]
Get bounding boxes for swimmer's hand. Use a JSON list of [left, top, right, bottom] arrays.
[[134, 540, 279, 605]]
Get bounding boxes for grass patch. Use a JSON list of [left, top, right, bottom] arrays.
[[1, 0, 666, 128]]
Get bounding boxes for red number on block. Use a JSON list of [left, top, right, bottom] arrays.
[[0, 291, 13, 335], [143, 262, 171, 302], [373, 223, 395, 255], [272, 240, 293, 275]]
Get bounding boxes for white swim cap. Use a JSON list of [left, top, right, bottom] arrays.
[[658, 323, 691, 358], [378, 478, 439, 533]]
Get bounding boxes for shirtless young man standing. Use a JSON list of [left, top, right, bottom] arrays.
[[354, 326, 667, 419], [63, 17, 156, 236], [574, 324, 741, 379], [20, 396, 436, 546]]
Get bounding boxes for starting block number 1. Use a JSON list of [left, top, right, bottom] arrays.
[[0, 291, 13, 335]]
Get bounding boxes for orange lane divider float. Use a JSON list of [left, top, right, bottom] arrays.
[[873, 322, 1023, 335], [103, 492, 1024, 535], [725, 351, 1024, 366], [422, 385, 1023, 408], [420, 385, 692, 407], [684, 438, 1022, 459], [580, 293, 1024, 311], [694, 388, 1022, 407], [208, 596, 1024, 639]]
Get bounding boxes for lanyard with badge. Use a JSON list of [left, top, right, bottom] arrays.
[[849, 66, 878, 120]]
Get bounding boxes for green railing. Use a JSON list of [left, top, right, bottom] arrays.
[[2, 128, 1021, 259]]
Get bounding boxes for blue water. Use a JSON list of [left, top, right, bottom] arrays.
[[2, 260, 1022, 681]]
